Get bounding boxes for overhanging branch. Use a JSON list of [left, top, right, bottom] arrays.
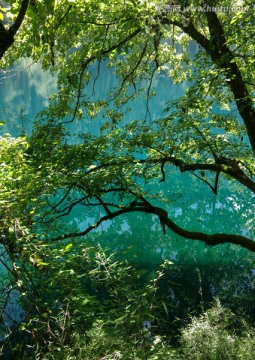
[[52, 202, 255, 253], [82, 155, 255, 194]]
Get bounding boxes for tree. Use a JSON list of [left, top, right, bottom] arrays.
[[1, 2, 255, 356], [0, 0, 29, 59], [0, 0, 255, 254]]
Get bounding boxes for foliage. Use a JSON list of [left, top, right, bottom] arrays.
[[1, 0, 255, 358], [0, 245, 177, 358], [1, 246, 255, 359], [0, 0, 255, 248], [180, 299, 255, 360]]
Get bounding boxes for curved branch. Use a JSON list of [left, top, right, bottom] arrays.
[[190, 170, 219, 195], [159, 16, 211, 53], [83, 155, 255, 193], [52, 203, 255, 253]]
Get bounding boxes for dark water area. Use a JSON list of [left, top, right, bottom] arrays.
[[1, 58, 255, 322]]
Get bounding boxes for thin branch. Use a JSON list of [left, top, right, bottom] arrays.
[[190, 170, 217, 194], [58, 5, 72, 28], [145, 64, 157, 121], [77, 17, 135, 27], [39, 195, 90, 223], [83, 27, 141, 68], [109, 40, 149, 103], [63, 27, 141, 124], [194, 125, 218, 160], [95, 195, 112, 215], [46, 185, 75, 213]]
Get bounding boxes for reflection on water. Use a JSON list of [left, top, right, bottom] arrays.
[[0, 59, 57, 136]]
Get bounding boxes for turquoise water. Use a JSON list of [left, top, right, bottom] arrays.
[[0, 59, 57, 136], [1, 59, 255, 314]]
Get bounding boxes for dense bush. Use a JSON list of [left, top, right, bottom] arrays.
[[180, 299, 255, 360], [1, 246, 255, 359]]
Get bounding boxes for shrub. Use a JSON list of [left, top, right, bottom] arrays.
[[180, 299, 255, 360]]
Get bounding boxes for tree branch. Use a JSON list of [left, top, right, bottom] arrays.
[[9, 0, 30, 37], [52, 203, 255, 253], [159, 9, 255, 154], [204, 7, 255, 155], [64, 27, 141, 123], [82, 155, 255, 194], [0, 0, 29, 59]]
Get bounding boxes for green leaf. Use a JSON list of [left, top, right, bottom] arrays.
[[64, 243, 73, 252]]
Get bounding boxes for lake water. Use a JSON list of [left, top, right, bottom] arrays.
[[1, 58, 255, 320]]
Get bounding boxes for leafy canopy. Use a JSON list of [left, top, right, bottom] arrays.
[[0, 0, 255, 250], [1, 1, 255, 357]]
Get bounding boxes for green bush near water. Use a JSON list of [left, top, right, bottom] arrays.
[[39, 301, 255, 360], [180, 299, 255, 360], [1, 246, 255, 360]]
